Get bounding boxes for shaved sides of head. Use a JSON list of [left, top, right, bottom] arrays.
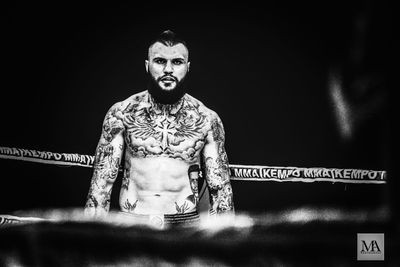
[[148, 30, 189, 58]]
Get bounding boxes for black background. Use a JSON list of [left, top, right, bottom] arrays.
[[1, 2, 394, 215]]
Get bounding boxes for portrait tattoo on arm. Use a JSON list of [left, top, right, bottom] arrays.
[[204, 114, 234, 214], [85, 104, 125, 217]]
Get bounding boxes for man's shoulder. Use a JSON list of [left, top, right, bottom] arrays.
[[110, 90, 148, 112], [184, 94, 219, 119]]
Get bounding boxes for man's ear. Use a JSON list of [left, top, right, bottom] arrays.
[[145, 60, 149, 72], [187, 61, 190, 72]]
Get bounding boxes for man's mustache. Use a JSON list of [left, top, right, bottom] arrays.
[[158, 75, 177, 82]]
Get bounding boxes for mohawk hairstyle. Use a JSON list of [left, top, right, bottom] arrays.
[[148, 30, 188, 50]]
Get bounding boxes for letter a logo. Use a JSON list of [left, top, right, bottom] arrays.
[[357, 233, 384, 261], [361, 240, 381, 253]]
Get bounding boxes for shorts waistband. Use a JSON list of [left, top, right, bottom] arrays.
[[164, 211, 200, 224], [118, 211, 200, 228]]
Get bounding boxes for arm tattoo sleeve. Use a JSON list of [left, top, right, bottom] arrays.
[[203, 114, 234, 214], [85, 104, 124, 217]]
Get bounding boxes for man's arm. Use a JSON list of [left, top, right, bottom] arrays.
[[202, 112, 234, 215], [84, 103, 125, 217]]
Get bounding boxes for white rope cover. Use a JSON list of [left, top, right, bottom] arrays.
[[0, 146, 386, 184]]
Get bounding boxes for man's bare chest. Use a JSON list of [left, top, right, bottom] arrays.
[[122, 106, 209, 161]]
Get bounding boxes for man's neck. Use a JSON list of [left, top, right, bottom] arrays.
[[147, 91, 185, 115]]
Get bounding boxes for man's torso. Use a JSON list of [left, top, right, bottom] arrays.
[[111, 91, 213, 215]]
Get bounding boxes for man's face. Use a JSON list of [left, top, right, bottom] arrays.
[[145, 42, 190, 92]]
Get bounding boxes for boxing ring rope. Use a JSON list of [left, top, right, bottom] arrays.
[[0, 145, 392, 264], [0, 146, 386, 184]]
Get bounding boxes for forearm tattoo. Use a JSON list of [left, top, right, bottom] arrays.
[[205, 116, 234, 214], [85, 105, 124, 215]]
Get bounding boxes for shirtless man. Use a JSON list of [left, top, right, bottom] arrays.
[[84, 30, 234, 224]]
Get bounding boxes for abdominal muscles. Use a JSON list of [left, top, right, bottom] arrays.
[[119, 157, 199, 215]]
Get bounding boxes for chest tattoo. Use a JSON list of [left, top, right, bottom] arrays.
[[122, 97, 209, 160]]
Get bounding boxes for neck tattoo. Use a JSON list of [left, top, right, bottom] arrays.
[[147, 91, 185, 116]]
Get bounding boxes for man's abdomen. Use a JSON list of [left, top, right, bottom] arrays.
[[119, 157, 199, 215]]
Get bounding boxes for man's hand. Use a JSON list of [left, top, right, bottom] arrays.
[[203, 112, 234, 214], [84, 103, 125, 217]]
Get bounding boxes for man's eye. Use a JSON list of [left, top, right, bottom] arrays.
[[172, 59, 184, 65], [154, 58, 166, 64]]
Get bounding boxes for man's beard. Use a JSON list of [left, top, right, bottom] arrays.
[[147, 73, 188, 105]]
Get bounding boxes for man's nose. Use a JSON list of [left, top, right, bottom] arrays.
[[164, 61, 173, 73]]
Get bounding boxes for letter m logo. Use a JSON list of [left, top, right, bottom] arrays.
[[361, 240, 381, 253], [357, 233, 384, 261]]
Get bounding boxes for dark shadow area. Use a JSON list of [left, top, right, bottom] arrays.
[[1, 1, 396, 264]]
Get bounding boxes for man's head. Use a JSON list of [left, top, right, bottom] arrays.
[[145, 30, 190, 104]]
